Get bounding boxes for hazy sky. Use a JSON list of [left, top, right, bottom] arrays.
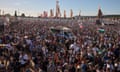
[[0, 0, 120, 17]]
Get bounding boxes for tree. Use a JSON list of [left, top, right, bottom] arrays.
[[5, 13, 11, 17], [14, 10, 17, 17], [21, 13, 25, 17]]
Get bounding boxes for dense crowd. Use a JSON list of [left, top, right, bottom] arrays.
[[0, 19, 120, 72]]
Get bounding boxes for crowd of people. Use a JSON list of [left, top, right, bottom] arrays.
[[0, 18, 120, 72]]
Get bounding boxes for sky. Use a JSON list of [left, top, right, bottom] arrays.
[[0, 0, 120, 17]]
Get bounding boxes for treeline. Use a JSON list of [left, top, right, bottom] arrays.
[[102, 15, 120, 18], [75, 15, 120, 19]]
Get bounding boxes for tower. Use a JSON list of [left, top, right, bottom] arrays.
[[70, 9, 73, 18], [79, 10, 81, 19], [2, 10, 4, 15], [50, 9, 54, 17], [0, 9, 1, 16], [64, 10, 66, 18], [96, 6, 103, 25], [56, 0, 61, 18], [79, 10, 81, 17], [98, 6, 103, 19], [43, 11, 48, 17]]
